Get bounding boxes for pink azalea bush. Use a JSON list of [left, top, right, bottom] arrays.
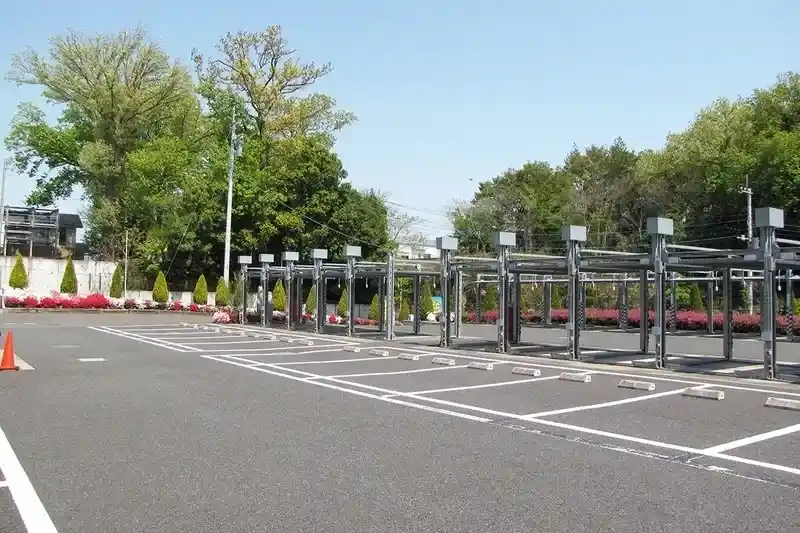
[[4, 292, 214, 313], [212, 310, 231, 324], [464, 307, 795, 334]]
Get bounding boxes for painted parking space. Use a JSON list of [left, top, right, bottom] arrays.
[[546, 387, 800, 451], [91, 322, 800, 485], [415, 372, 689, 419]]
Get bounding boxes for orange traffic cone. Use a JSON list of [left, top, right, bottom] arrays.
[[0, 332, 19, 372]]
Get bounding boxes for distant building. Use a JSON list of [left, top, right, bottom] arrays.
[[2, 206, 85, 259], [396, 240, 441, 260]]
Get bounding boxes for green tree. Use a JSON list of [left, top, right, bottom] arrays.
[[483, 284, 499, 311], [109, 263, 123, 298], [305, 284, 317, 314], [152, 271, 169, 303], [6, 26, 389, 284], [689, 284, 705, 311], [272, 280, 286, 312], [193, 275, 208, 305], [337, 289, 349, 317], [8, 253, 28, 290], [215, 278, 229, 307], [398, 299, 410, 321], [59, 255, 77, 294], [420, 281, 435, 318], [368, 293, 380, 321]]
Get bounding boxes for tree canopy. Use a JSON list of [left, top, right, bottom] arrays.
[[452, 72, 800, 254], [5, 26, 389, 284]]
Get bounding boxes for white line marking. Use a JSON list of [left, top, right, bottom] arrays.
[[522, 386, 706, 418], [396, 375, 563, 396], [394, 345, 800, 398], [148, 332, 226, 337], [222, 325, 359, 345], [0, 480, 7, 488], [0, 424, 59, 532], [88, 326, 191, 352], [102, 327, 205, 352], [230, 347, 350, 358], [15, 357, 34, 370], [78, 358, 106, 362], [115, 326, 197, 333], [205, 355, 800, 477], [701, 423, 800, 454], [711, 365, 763, 375], [177, 339, 278, 345], [330, 365, 471, 378], [203, 356, 491, 422], [200, 345, 344, 353], [274, 355, 401, 365]]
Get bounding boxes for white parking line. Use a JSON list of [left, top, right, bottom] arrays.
[[89, 326, 197, 352], [274, 355, 401, 365], [710, 365, 763, 375], [701, 422, 800, 454], [204, 355, 492, 423], [0, 480, 7, 488], [0, 424, 59, 532], [177, 339, 278, 345], [394, 375, 563, 397], [203, 355, 800, 477], [330, 365, 471, 378], [231, 348, 348, 358], [522, 386, 707, 419]]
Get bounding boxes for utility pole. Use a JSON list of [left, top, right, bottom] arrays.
[[123, 230, 129, 299], [741, 176, 754, 314], [222, 107, 240, 284], [0, 158, 8, 311], [0, 158, 8, 255]]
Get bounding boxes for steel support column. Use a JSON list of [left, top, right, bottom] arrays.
[[722, 267, 733, 360], [493, 232, 516, 353], [412, 275, 421, 335], [238, 261, 249, 325], [639, 270, 649, 354], [563, 225, 587, 360], [344, 245, 361, 337], [785, 269, 793, 341], [311, 249, 328, 334], [282, 251, 299, 331], [706, 278, 715, 334], [258, 254, 273, 327], [669, 272, 677, 334], [377, 276, 385, 333], [386, 251, 396, 341], [453, 269, 463, 338], [756, 207, 783, 380], [647, 217, 673, 368], [543, 279, 552, 325], [436, 236, 458, 347]]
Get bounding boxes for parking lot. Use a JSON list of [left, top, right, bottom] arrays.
[[1, 315, 799, 532]]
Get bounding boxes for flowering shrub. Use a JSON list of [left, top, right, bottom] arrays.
[[464, 307, 796, 334], [3, 293, 214, 313], [212, 310, 231, 324]]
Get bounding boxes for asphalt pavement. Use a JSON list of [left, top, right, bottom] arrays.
[[0, 313, 799, 532]]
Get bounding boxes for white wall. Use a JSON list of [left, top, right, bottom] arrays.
[[0, 256, 117, 297]]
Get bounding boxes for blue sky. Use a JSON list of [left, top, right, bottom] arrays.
[[1, 0, 795, 240]]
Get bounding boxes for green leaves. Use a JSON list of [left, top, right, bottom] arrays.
[[6, 26, 384, 284]]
